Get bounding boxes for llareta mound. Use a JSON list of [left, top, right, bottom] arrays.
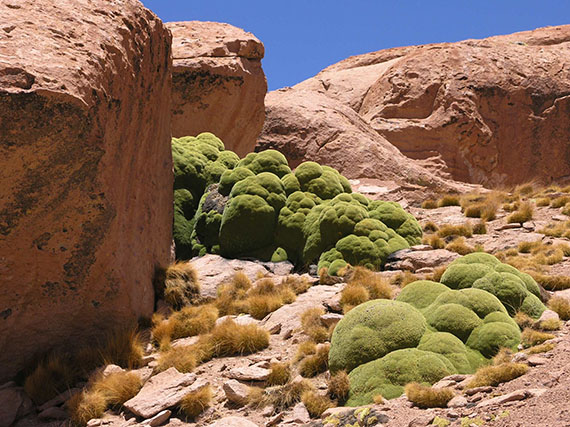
[[259, 25, 570, 187], [172, 133, 422, 272], [329, 253, 546, 406]]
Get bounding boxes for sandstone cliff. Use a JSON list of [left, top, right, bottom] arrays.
[[259, 25, 570, 187], [168, 21, 267, 157], [0, 0, 173, 381]]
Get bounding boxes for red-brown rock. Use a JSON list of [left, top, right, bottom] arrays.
[[259, 25, 570, 187], [168, 21, 267, 156], [0, 0, 173, 381]]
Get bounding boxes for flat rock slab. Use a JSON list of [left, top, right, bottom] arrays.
[[261, 284, 344, 336], [124, 368, 196, 418], [207, 416, 259, 427], [190, 255, 292, 298], [227, 366, 270, 381], [385, 249, 459, 271], [223, 379, 250, 405], [477, 389, 530, 407]]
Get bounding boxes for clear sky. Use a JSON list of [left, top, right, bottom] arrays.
[[142, 1, 569, 91]]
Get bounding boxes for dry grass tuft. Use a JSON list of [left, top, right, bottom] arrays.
[[536, 197, 551, 207], [466, 363, 529, 389], [215, 272, 252, 316], [492, 348, 513, 365], [299, 344, 330, 378], [562, 203, 570, 216], [340, 268, 393, 312], [423, 221, 439, 232], [340, 284, 369, 313], [518, 240, 542, 253], [152, 305, 219, 347], [521, 328, 555, 348], [524, 342, 555, 355], [249, 379, 313, 410], [551, 196, 570, 208], [438, 195, 461, 207], [421, 199, 438, 209], [548, 296, 570, 320], [67, 390, 107, 426], [281, 275, 312, 295], [404, 383, 454, 408], [373, 394, 385, 404], [430, 266, 448, 282], [301, 307, 329, 343], [156, 346, 198, 373], [295, 341, 317, 362], [266, 362, 291, 386], [390, 271, 419, 288], [437, 223, 473, 238], [246, 294, 286, 320], [445, 237, 475, 255], [327, 371, 350, 403], [538, 221, 570, 238], [160, 261, 201, 309], [537, 318, 561, 331], [473, 221, 487, 234], [506, 201, 534, 224], [528, 272, 570, 291], [208, 318, 269, 357], [179, 385, 213, 419], [514, 312, 534, 329], [423, 234, 445, 249], [24, 353, 77, 404], [68, 371, 141, 426], [301, 391, 335, 418]]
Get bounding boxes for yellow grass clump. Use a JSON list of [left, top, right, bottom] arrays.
[[249, 379, 313, 410], [208, 318, 270, 357], [538, 318, 561, 331], [466, 363, 529, 389], [551, 196, 570, 208], [437, 195, 461, 207], [437, 223, 473, 238], [536, 197, 551, 207], [390, 271, 419, 288], [295, 340, 317, 362], [327, 371, 350, 403], [524, 342, 555, 355], [528, 272, 570, 291], [301, 307, 329, 343], [301, 391, 335, 418], [267, 362, 291, 386], [156, 261, 200, 309], [422, 221, 439, 232], [299, 344, 330, 378], [179, 385, 213, 419], [548, 296, 570, 320], [506, 201, 534, 224], [445, 237, 475, 255], [423, 234, 445, 249], [421, 199, 438, 209], [521, 328, 555, 348], [404, 383, 454, 408]]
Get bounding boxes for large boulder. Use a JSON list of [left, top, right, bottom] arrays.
[[258, 25, 570, 187], [0, 0, 173, 381], [168, 21, 267, 157]]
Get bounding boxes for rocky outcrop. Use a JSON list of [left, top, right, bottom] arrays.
[[0, 0, 173, 381], [259, 25, 570, 186], [168, 21, 267, 156]]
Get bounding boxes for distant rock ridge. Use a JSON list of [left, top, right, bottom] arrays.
[[259, 25, 570, 187], [168, 21, 267, 156]]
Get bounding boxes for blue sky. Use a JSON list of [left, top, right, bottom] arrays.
[[142, 1, 569, 91]]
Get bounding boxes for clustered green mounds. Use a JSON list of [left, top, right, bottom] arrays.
[[172, 134, 423, 269], [440, 253, 546, 318], [330, 255, 540, 406], [173, 133, 239, 258]]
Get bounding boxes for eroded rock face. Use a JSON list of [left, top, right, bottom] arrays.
[[259, 25, 570, 187], [0, 0, 173, 381], [168, 21, 267, 156]]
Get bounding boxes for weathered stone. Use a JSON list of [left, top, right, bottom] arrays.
[[320, 313, 343, 328], [102, 364, 125, 377], [527, 356, 549, 366], [223, 379, 249, 405], [217, 314, 259, 327], [0, 388, 23, 427], [38, 407, 68, 421], [168, 21, 266, 157], [447, 395, 468, 408], [464, 386, 492, 396], [261, 284, 344, 336], [171, 336, 200, 349], [408, 412, 436, 426], [227, 366, 270, 381], [0, 0, 173, 382], [190, 255, 269, 298], [123, 368, 196, 418], [141, 409, 171, 427], [282, 402, 310, 424], [385, 249, 459, 271], [208, 417, 258, 427], [538, 309, 560, 323], [477, 389, 529, 407]]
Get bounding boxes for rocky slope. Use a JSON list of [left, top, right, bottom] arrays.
[[0, 0, 173, 381], [259, 25, 570, 187], [168, 21, 267, 156]]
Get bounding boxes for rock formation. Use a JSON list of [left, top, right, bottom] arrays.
[[259, 25, 570, 187], [0, 0, 173, 381], [168, 21, 267, 157]]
